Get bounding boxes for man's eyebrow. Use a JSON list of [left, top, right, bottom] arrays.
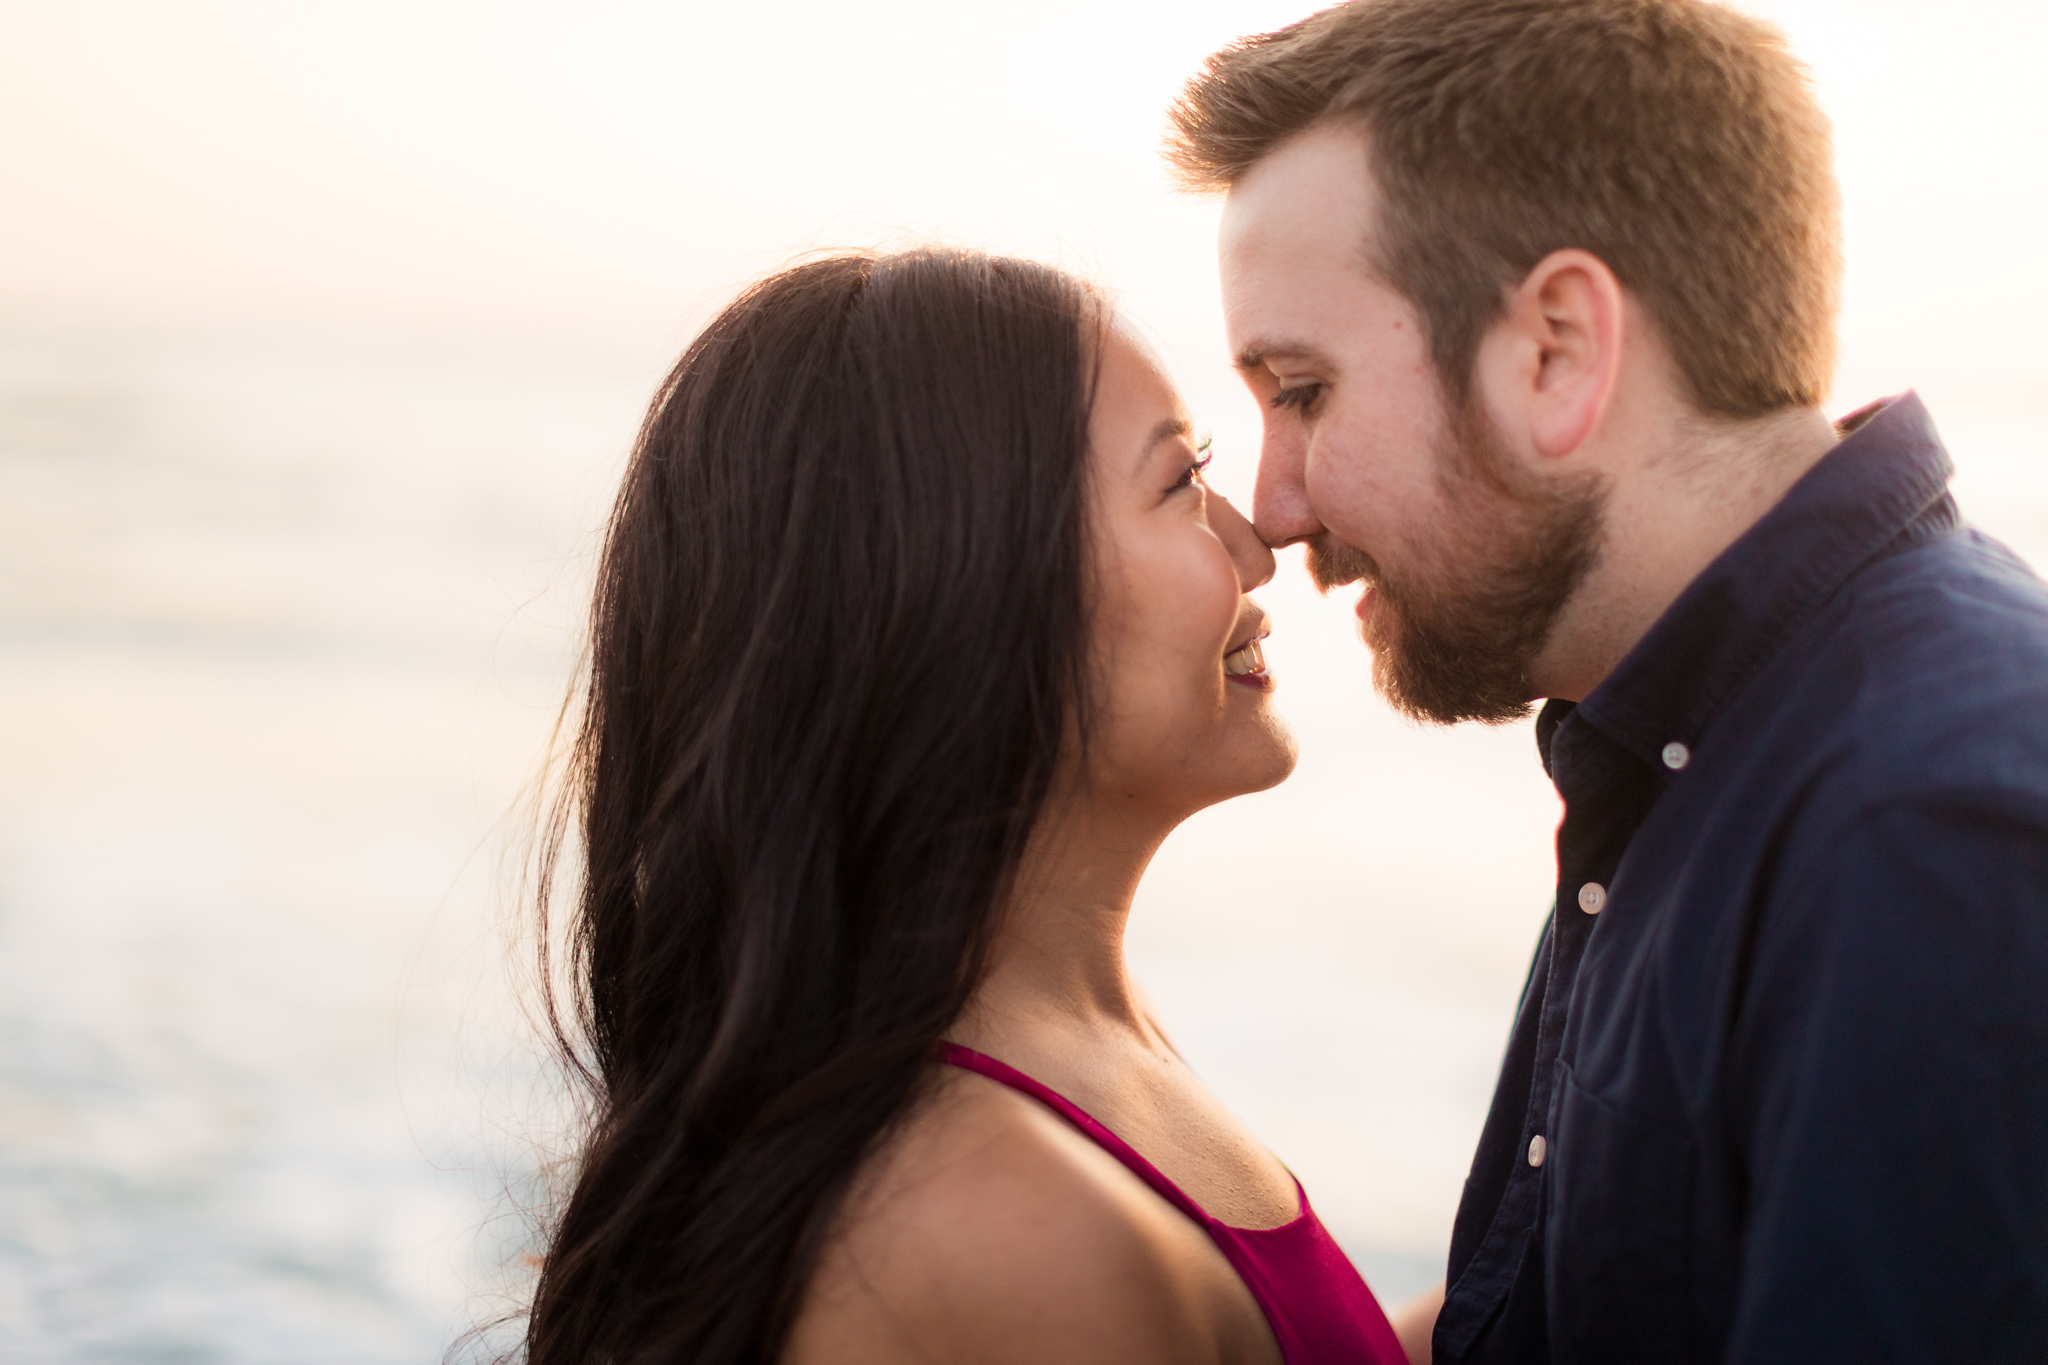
[[1233, 341, 1327, 374]]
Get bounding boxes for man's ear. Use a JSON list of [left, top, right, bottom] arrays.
[[1475, 249, 1624, 461]]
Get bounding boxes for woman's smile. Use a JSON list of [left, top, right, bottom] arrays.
[[1224, 631, 1272, 688]]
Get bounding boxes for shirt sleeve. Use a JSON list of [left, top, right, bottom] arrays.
[[1726, 791, 2048, 1363]]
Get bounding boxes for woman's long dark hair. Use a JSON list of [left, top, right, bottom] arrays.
[[526, 249, 1103, 1365]]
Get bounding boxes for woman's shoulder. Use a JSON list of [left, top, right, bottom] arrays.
[[783, 1064, 1271, 1365]]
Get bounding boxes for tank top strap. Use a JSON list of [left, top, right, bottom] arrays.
[[933, 1041, 1216, 1227], [932, 1040, 1408, 1365]]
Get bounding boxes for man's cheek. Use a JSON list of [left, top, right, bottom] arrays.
[[1305, 445, 1369, 525]]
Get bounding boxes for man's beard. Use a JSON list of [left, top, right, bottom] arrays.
[[1307, 403, 1606, 726]]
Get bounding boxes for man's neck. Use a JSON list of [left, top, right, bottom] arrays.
[[1536, 403, 1842, 703]]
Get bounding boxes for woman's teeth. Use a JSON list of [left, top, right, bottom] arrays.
[[1224, 638, 1267, 677]]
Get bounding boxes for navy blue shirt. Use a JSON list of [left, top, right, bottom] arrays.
[[1435, 395, 2048, 1365]]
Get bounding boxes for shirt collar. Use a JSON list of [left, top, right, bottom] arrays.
[[1550, 392, 1957, 771]]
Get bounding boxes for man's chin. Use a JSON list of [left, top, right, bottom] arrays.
[[1361, 586, 1542, 727]]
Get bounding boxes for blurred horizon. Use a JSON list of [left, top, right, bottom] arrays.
[[2, 1, 2044, 1359]]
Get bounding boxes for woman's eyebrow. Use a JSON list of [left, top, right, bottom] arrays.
[[1138, 417, 1193, 472]]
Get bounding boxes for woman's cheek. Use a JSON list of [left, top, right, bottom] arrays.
[[1183, 537, 1243, 661]]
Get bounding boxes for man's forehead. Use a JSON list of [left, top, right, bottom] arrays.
[[1220, 121, 1378, 259], [1218, 132, 1386, 363]]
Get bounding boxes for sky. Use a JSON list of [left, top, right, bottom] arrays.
[[3, 0, 2044, 442]]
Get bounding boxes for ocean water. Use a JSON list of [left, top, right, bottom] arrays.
[[1, 328, 2040, 1361], [0, 331, 632, 1362]]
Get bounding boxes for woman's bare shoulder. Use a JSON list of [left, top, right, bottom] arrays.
[[782, 1066, 1270, 1365]]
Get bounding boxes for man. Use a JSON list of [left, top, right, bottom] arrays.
[[1169, 1, 2048, 1361]]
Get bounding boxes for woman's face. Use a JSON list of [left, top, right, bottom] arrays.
[[1079, 321, 1296, 819]]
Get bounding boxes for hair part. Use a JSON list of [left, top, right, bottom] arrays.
[[525, 248, 1107, 1365], [1167, 0, 1842, 417]]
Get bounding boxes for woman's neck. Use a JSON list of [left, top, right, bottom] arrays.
[[954, 788, 1175, 1049]]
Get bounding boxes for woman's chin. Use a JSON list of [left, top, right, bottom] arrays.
[[1202, 717, 1300, 805], [1091, 703, 1297, 816], [1247, 720, 1300, 793]]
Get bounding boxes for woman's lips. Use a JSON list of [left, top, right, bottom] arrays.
[[1224, 636, 1271, 689]]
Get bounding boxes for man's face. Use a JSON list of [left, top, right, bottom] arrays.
[[1219, 120, 1604, 724]]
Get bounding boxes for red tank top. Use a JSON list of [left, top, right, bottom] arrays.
[[936, 1043, 1408, 1365]]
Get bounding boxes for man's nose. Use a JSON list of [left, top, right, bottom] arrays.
[[1252, 418, 1321, 549]]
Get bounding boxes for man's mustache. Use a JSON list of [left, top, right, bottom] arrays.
[[1304, 536, 1382, 594]]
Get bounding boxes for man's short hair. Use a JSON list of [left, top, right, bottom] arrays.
[[1167, 0, 1841, 417]]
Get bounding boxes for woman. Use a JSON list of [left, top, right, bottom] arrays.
[[527, 248, 1432, 1364]]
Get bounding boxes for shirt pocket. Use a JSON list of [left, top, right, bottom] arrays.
[[1547, 1067, 1696, 1364]]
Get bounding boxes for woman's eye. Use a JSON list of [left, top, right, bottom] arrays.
[[1169, 452, 1214, 492], [1271, 382, 1325, 414]]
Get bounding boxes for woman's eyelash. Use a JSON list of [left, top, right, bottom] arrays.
[[1271, 382, 1324, 411], [1170, 444, 1214, 491]]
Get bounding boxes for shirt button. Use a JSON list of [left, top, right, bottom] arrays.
[[1662, 741, 1691, 770], [1578, 882, 1606, 914], [1528, 1134, 1547, 1167]]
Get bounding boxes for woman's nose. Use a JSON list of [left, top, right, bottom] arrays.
[[1209, 490, 1276, 591]]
